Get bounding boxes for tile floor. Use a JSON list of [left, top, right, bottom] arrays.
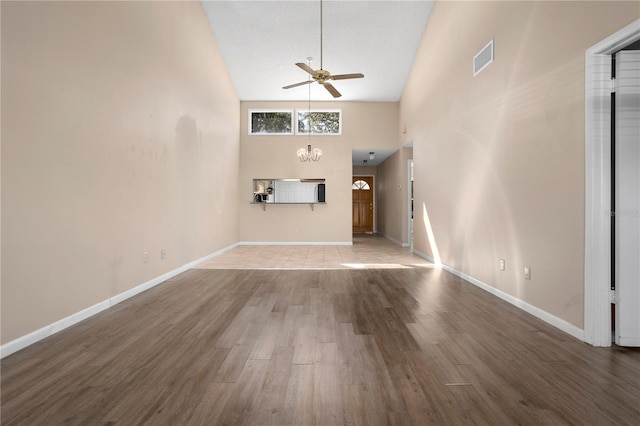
[[197, 233, 433, 270]]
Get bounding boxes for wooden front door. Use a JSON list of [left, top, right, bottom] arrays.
[[352, 176, 374, 233]]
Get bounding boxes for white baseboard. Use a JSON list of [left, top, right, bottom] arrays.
[[0, 242, 240, 359], [239, 241, 353, 246], [412, 249, 585, 342]]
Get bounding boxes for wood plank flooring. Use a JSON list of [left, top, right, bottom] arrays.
[[2, 257, 640, 424]]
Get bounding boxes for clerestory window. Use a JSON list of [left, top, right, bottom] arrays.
[[297, 109, 341, 135], [248, 110, 294, 135]]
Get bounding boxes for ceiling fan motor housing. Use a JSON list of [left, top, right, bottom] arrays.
[[314, 70, 331, 83]]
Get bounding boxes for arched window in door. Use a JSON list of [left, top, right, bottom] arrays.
[[352, 179, 371, 190]]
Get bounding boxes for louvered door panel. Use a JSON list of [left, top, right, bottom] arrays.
[[615, 51, 640, 347]]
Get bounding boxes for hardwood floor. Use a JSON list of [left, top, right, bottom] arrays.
[[2, 246, 640, 424]]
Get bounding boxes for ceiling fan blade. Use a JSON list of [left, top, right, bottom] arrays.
[[323, 82, 342, 98], [296, 62, 318, 76], [330, 73, 364, 80], [283, 80, 313, 90]]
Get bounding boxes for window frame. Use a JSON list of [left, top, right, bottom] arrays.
[[248, 109, 295, 135], [295, 108, 343, 136]]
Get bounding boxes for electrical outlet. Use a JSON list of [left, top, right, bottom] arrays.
[[143, 252, 149, 264], [499, 259, 505, 271], [161, 250, 166, 260], [524, 266, 531, 280]]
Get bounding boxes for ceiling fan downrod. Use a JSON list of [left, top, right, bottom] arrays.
[[320, 0, 323, 71]]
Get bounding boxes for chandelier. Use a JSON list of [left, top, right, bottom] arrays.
[[298, 57, 322, 162], [298, 144, 322, 162]]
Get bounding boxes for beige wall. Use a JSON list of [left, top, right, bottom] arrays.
[[1, 1, 240, 343], [401, 1, 639, 328], [239, 101, 398, 243], [352, 166, 377, 177], [377, 147, 413, 246]]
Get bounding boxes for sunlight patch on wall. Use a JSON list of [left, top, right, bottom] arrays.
[[423, 203, 442, 267]]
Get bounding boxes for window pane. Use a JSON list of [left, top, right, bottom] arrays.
[[297, 111, 341, 134], [352, 180, 370, 190], [250, 111, 292, 134]]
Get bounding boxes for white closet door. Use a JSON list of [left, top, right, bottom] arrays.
[[615, 51, 640, 347]]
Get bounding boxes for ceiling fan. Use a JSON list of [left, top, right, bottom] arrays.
[[282, 0, 364, 98]]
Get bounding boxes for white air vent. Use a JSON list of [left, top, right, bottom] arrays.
[[473, 39, 494, 76]]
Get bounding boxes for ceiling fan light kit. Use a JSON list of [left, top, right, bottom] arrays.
[[283, 0, 364, 98]]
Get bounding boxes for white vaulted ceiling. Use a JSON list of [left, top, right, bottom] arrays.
[[201, 0, 434, 102]]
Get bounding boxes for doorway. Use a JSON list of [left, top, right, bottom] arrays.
[[584, 19, 640, 347], [352, 176, 374, 233]]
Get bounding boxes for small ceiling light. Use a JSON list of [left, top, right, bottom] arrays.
[[369, 152, 375, 160]]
